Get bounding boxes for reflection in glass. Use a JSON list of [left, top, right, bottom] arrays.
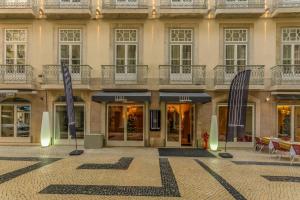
[[167, 105, 180, 142], [277, 105, 291, 140], [17, 105, 30, 137], [108, 106, 124, 141], [55, 106, 68, 139], [127, 106, 143, 141], [1, 105, 14, 137], [55, 105, 85, 140], [295, 106, 300, 142], [218, 106, 253, 142]]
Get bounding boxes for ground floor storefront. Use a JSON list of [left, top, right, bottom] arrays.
[[1, 90, 300, 148]]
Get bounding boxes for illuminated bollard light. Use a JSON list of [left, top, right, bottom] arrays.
[[41, 112, 51, 147], [209, 115, 219, 151]]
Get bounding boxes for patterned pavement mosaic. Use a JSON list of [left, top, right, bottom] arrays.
[[0, 146, 300, 200]]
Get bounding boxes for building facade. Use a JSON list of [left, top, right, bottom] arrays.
[[0, 0, 299, 148]]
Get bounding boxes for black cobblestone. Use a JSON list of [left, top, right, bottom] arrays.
[[0, 157, 61, 184], [39, 158, 181, 197], [232, 161, 300, 167], [158, 148, 215, 157], [77, 157, 133, 170], [262, 176, 300, 183], [195, 159, 247, 200]]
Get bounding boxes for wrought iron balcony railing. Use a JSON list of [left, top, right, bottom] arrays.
[[272, 65, 300, 85], [44, 0, 90, 9], [216, 0, 265, 9], [159, 65, 206, 85], [275, 0, 300, 8], [102, 0, 148, 9], [160, 0, 207, 9], [0, 0, 34, 8], [101, 65, 148, 85], [0, 65, 33, 84], [214, 65, 264, 86], [43, 65, 91, 85]]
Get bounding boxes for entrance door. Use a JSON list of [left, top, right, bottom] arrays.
[[107, 104, 144, 146], [54, 104, 85, 145], [166, 104, 194, 147]]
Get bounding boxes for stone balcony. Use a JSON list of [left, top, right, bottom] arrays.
[[214, 65, 265, 90], [0, 0, 36, 18], [159, 0, 208, 18], [101, 0, 149, 19], [272, 0, 300, 18], [215, 0, 265, 18], [44, 0, 91, 19], [42, 64, 92, 89]]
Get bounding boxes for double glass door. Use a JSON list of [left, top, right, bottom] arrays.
[[115, 44, 137, 81], [107, 104, 144, 145], [225, 44, 247, 81], [166, 104, 194, 147], [60, 44, 81, 81], [54, 104, 85, 144], [282, 44, 300, 79], [170, 44, 192, 82]]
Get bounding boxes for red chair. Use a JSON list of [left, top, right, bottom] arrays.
[[255, 137, 263, 151]]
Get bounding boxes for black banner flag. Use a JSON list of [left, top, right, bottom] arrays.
[[226, 70, 251, 143], [61, 64, 76, 139]]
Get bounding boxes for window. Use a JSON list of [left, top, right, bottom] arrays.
[[59, 29, 81, 79], [5, 29, 27, 65], [281, 28, 300, 77], [224, 28, 248, 75], [108, 105, 144, 142], [277, 105, 300, 142], [218, 104, 254, 143], [116, 0, 137, 6], [169, 29, 193, 81], [114, 29, 138, 81], [171, 0, 193, 6], [0, 104, 31, 138]]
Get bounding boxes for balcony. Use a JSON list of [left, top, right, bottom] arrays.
[[272, 0, 300, 18], [159, 65, 206, 89], [42, 65, 92, 89], [159, 0, 208, 18], [101, 65, 148, 89], [0, 0, 36, 18], [271, 65, 300, 90], [0, 65, 34, 89], [101, 0, 149, 19], [214, 65, 264, 90], [215, 0, 265, 18], [44, 0, 91, 19]]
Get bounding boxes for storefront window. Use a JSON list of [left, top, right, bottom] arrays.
[[108, 104, 144, 142], [167, 105, 180, 142], [0, 104, 31, 138], [55, 105, 85, 141], [218, 105, 254, 142], [277, 105, 292, 140], [127, 106, 143, 141]]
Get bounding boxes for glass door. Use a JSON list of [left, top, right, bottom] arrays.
[[115, 44, 137, 81], [294, 106, 300, 142], [54, 104, 85, 144], [225, 44, 247, 81], [107, 104, 144, 146], [1, 105, 14, 137], [166, 104, 194, 147]]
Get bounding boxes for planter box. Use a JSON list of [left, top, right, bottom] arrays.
[[84, 134, 104, 149]]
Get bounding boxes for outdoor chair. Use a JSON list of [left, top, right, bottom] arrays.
[[271, 141, 288, 159], [255, 137, 263, 151], [290, 144, 300, 165]]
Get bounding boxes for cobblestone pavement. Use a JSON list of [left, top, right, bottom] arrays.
[[0, 146, 300, 200]]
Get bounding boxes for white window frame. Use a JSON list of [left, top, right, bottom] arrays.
[[4, 29, 27, 65], [58, 29, 82, 80], [114, 29, 138, 82], [171, 0, 193, 6], [169, 28, 193, 82], [0, 103, 31, 142], [116, 0, 138, 6], [281, 28, 300, 80]]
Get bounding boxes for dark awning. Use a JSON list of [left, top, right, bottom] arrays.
[[92, 92, 151, 102], [159, 92, 211, 103]]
